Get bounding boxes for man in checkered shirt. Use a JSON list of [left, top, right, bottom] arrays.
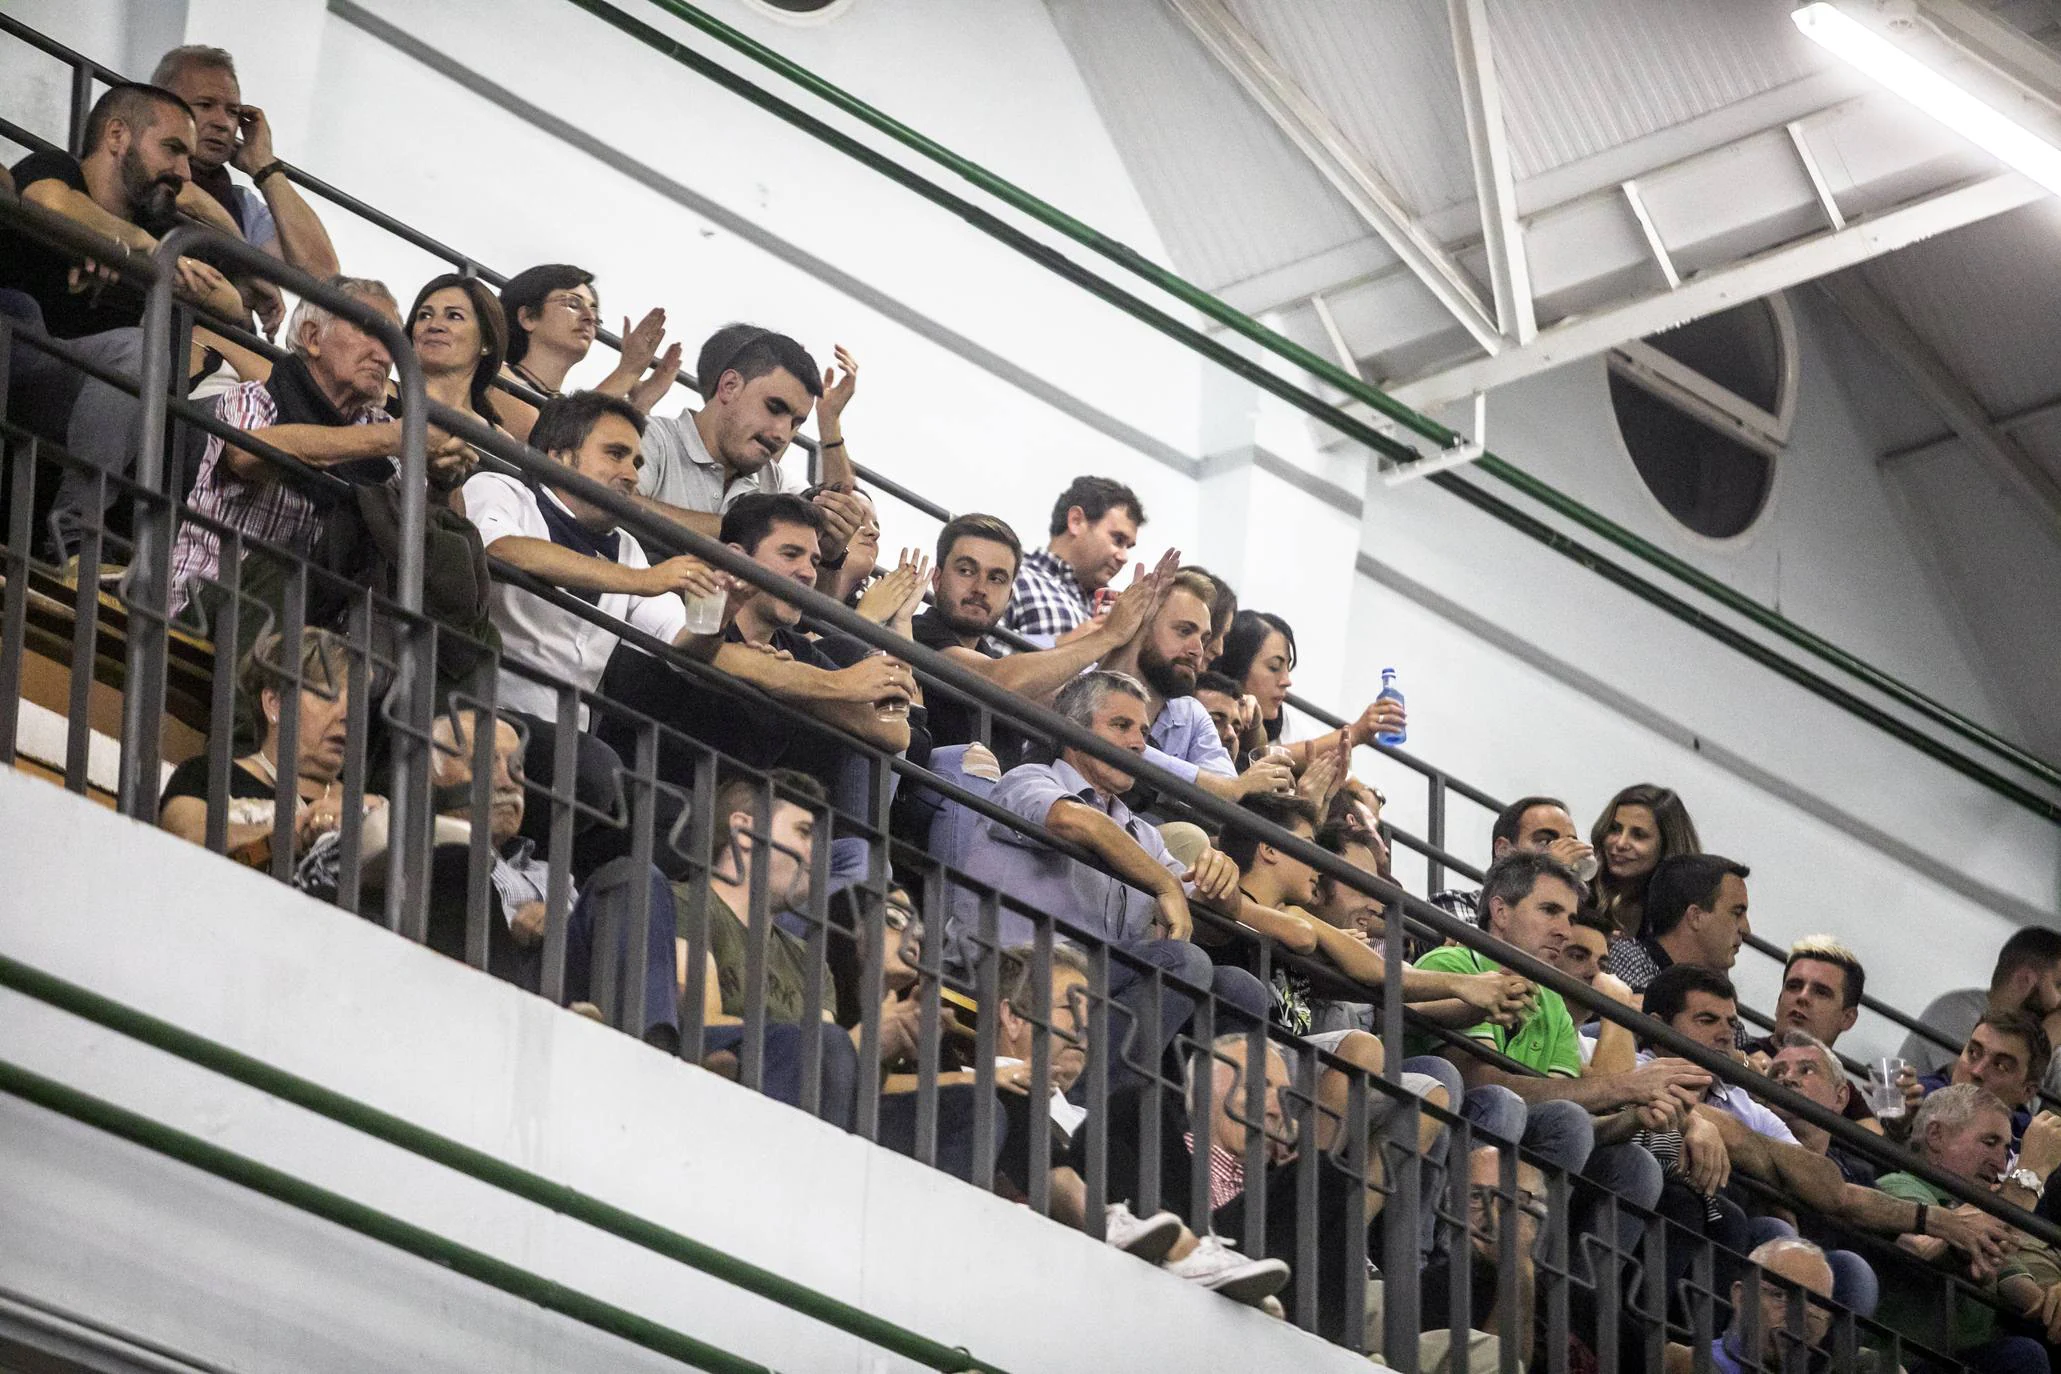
[[168, 276, 431, 626], [1000, 474, 1146, 647]]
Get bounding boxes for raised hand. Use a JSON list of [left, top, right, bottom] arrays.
[[819, 344, 859, 430], [230, 104, 277, 175], [856, 548, 926, 625], [619, 308, 668, 373], [1102, 547, 1182, 643]]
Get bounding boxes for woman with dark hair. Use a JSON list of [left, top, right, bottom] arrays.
[[493, 264, 680, 443], [1211, 609, 1406, 773], [407, 273, 509, 429], [1588, 783, 1702, 939]]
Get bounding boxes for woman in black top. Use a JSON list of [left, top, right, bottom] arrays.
[[159, 627, 380, 869]]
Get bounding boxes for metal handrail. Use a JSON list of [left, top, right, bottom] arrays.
[[3, 36, 2055, 1279], [576, 0, 2061, 805]]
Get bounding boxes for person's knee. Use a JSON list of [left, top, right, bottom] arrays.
[[1328, 1029, 1385, 1077], [1403, 1055, 1465, 1108], [1588, 1141, 1662, 1209], [1523, 1098, 1596, 1172], [1209, 966, 1270, 1028], [1459, 1084, 1526, 1145]]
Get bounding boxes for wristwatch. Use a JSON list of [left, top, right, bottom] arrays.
[[2006, 1167, 2047, 1199]]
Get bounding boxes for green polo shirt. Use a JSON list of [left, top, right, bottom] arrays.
[[674, 883, 835, 1025], [1874, 1172, 2027, 1354], [1410, 945, 1580, 1077]]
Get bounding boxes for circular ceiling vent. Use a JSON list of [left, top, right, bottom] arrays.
[[740, 0, 855, 23], [1605, 294, 1799, 541]]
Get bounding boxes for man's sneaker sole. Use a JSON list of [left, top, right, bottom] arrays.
[[1110, 1210, 1182, 1265], [1199, 1256, 1290, 1306]]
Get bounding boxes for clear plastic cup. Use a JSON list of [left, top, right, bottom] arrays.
[[1868, 1057, 1910, 1119], [680, 586, 726, 636], [867, 649, 910, 723]]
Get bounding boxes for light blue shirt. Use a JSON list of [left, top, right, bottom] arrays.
[[1141, 695, 1238, 784], [950, 756, 1185, 963]]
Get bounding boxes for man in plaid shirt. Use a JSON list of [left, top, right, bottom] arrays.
[[1000, 474, 1146, 647], [170, 277, 424, 626]]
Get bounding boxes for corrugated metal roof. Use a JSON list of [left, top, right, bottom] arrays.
[[1224, 0, 1479, 215], [1044, 0, 1379, 293], [1486, 0, 1824, 180], [1858, 202, 2061, 418]]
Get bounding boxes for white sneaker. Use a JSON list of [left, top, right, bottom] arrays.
[[1104, 1202, 1182, 1264], [1163, 1233, 1290, 1306]]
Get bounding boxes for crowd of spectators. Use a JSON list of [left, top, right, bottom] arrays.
[[13, 55, 2061, 1374]]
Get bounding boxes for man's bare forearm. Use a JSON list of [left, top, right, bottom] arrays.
[[258, 174, 340, 278]]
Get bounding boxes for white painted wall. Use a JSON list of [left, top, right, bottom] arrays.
[[1346, 291, 2061, 1059], [0, 770, 1368, 1373]]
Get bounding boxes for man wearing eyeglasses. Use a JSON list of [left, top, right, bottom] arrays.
[[1658, 1236, 1837, 1374]]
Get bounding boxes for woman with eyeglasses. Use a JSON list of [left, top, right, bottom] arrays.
[[493, 264, 681, 444]]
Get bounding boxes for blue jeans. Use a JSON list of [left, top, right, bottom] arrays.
[[558, 858, 681, 1045], [701, 1020, 859, 1128], [1074, 939, 1268, 1097]]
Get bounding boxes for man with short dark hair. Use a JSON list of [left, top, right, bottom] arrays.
[[1001, 474, 1146, 645], [1744, 937, 1889, 1127], [1915, 1009, 2051, 1145], [1901, 926, 2061, 1101], [631, 323, 868, 566], [1599, 853, 1752, 994], [951, 671, 1270, 1089], [1191, 670, 1247, 760], [2, 81, 243, 570], [149, 45, 340, 332], [1429, 795, 1594, 925], [907, 511, 1164, 767], [1642, 964, 1796, 1144]]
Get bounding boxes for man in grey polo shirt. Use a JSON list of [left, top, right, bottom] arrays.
[[952, 671, 1270, 1092], [633, 322, 869, 568]]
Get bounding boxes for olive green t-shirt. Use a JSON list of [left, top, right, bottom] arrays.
[[675, 883, 834, 1025], [1409, 944, 1580, 1077]]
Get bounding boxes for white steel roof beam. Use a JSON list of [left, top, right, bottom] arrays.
[[1817, 273, 2061, 518], [1447, 0, 1536, 343], [1364, 172, 2044, 414], [1620, 180, 1682, 289], [1162, 0, 1505, 356], [1787, 120, 1849, 230]]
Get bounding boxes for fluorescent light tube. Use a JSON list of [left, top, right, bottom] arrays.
[[1795, 1, 2061, 195]]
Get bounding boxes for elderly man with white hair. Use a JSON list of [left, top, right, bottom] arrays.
[[167, 274, 473, 629], [1662, 1235, 1839, 1374]]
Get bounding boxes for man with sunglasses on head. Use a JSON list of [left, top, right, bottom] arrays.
[[631, 323, 871, 571]]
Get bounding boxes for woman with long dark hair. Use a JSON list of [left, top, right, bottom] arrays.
[[1587, 783, 1701, 939], [1210, 609, 1406, 778], [407, 272, 508, 430]]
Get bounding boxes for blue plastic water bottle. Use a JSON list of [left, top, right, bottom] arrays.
[[1374, 667, 1406, 747]]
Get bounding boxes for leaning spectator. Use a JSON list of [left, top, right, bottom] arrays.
[[1914, 1009, 2050, 1146], [1001, 475, 1145, 646], [1098, 567, 1302, 804], [168, 276, 420, 631], [1431, 793, 1595, 924], [462, 390, 724, 875], [1599, 853, 1751, 994], [1765, 1031, 1882, 1185], [158, 628, 381, 888], [1901, 926, 2061, 1102], [1412, 850, 1676, 1258], [952, 671, 1271, 1088], [632, 323, 867, 568], [2, 82, 241, 574], [494, 263, 680, 442], [805, 482, 879, 609], [1873, 1084, 2052, 1374], [1190, 669, 1249, 762], [1587, 783, 1701, 941], [149, 45, 339, 335], [1641, 965, 1793, 1144], [1180, 562, 1239, 665], [909, 512, 1161, 768]]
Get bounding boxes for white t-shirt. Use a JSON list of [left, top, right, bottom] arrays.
[[462, 471, 687, 724]]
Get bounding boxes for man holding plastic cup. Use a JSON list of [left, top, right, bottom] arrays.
[[1905, 1009, 2050, 1149]]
